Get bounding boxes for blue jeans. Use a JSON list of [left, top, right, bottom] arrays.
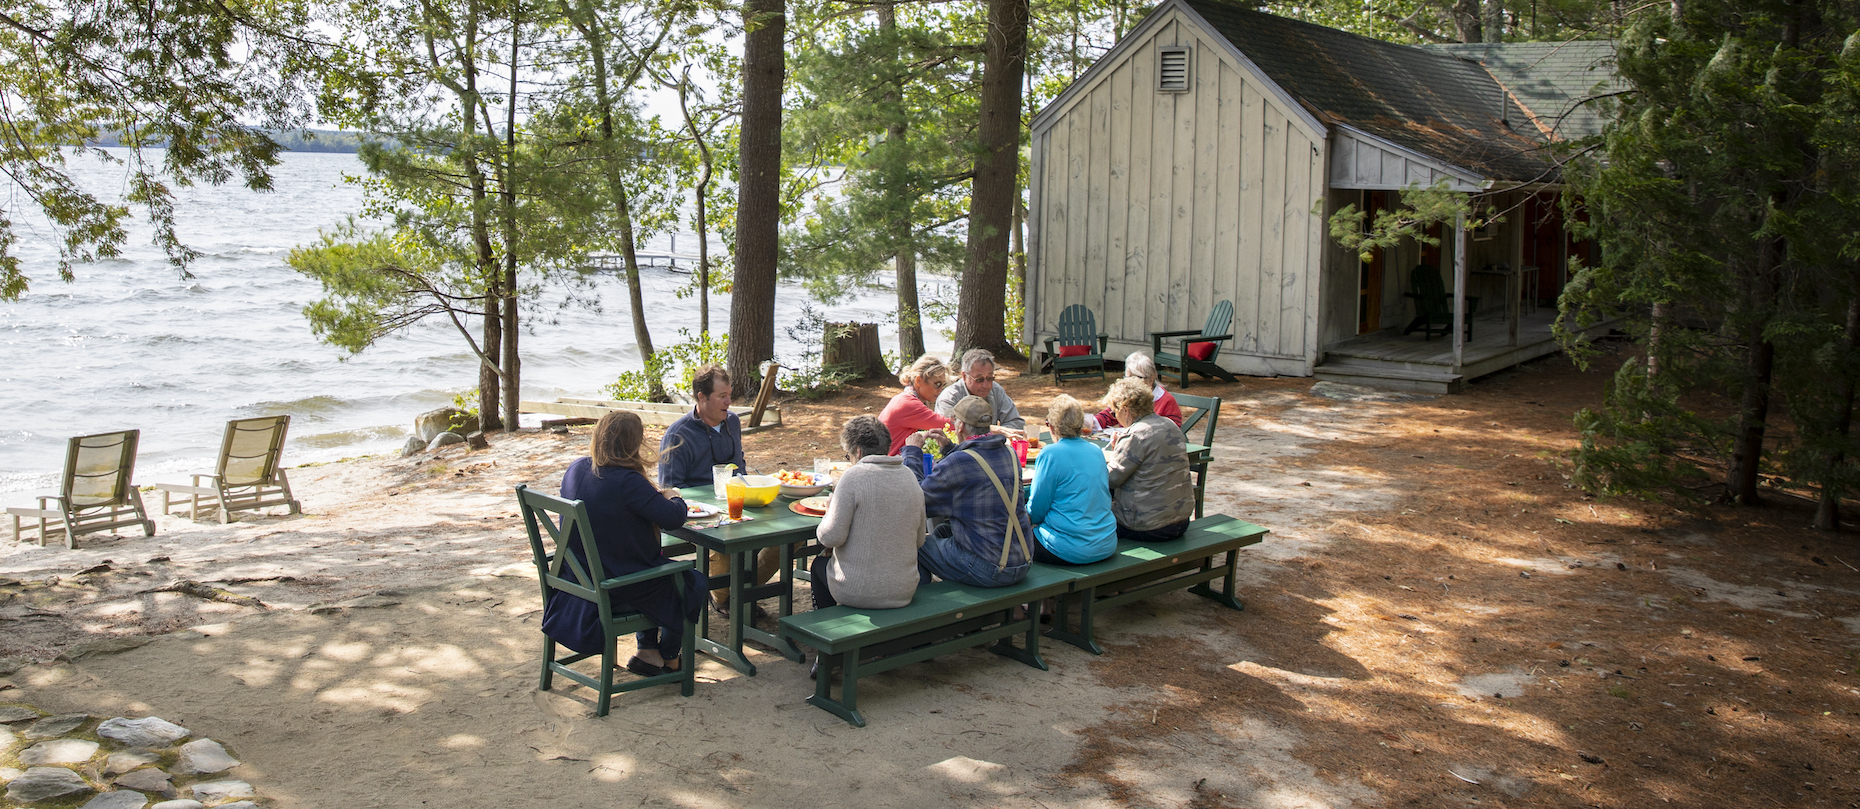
[[917, 528, 1030, 588]]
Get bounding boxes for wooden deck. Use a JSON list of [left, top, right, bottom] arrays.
[[1313, 310, 1615, 394]]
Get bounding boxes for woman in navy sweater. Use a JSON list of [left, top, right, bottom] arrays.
[[541, 411, 707, 676]]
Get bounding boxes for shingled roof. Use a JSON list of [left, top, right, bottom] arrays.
[[1180, 0, 1561, 184], [1427, 41, 1622, 142]]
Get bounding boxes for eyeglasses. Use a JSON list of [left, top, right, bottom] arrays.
[[970, 375, 996, 384]]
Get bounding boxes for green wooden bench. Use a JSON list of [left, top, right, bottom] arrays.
[[778, 564, 1081, 727], [1044, 514, 1268, 655]]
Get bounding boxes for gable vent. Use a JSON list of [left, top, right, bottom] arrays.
[[1158, 46, 1191, 92]]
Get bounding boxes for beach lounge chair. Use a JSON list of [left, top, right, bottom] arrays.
[[155, 415, 301, 523], [518, 485, 697, 715], [7, 429, 156, 548], [1041, 304, 1109, 383], [1151, 300, 1238, 388]]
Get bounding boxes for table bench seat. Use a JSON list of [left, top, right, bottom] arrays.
[[779, 564, 1080, 727], [1044, 514, 1268, 655]]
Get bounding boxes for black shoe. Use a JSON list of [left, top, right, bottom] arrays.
[[626, 656, 670, 677]]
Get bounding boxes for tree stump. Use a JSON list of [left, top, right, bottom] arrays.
[[822, 322, 887, 379]]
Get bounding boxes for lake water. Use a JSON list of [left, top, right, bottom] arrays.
[[0, 149, 950, 502]]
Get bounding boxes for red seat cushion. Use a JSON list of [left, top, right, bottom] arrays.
[[1186, 341, 1216, 361], [1057, 344, 1091, 358]]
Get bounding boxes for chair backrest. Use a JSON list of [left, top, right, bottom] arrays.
[[217, 416, 291, 486], [1194, 300, 1234, 362], [1412, 264, 1447, 299], [1055, 304, 1099, 348], [516, 485, 611, 623], [60, 430, 140, 507], [1174, 393, 1221, 450]]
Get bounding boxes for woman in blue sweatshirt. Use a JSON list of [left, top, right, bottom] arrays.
[[1026, 395, 1116, 564]]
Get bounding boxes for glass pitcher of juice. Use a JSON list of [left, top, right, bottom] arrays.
[[725, 477, 746, 520]]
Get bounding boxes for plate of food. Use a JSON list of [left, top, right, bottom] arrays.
[[775, 469, 830, 497], [685, 501, 720, 519], [791, 495, 831, 516]]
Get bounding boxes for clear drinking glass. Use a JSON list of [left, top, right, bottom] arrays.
[[712, 464, 733, 500], [813, 457, 833, 478]]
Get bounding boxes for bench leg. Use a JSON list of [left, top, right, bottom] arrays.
[[1044, 588, 1105, 655], [988, 606, 1049, 671], [805, 651, 867, 727], [1187, 549, 1246, 611]]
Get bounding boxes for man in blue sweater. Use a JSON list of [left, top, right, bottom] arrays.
[[659, 364, 776, 613]]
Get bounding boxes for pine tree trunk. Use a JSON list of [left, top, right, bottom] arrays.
[[572, 0, 663, 402], [878, 2, 923, 363], [500, 12, 521, 432], [953, 0, 1027, 361], [1729, 238, 1784, 505], [1815, 266, 1860, 530], [617, 196, 664, 401], [731, 0, 786, 398], [1483, 0, 1505, 42], [696, 154, 712, 338], [1452, 0, 1484, 42]]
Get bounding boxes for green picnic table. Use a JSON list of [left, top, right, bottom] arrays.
[[666, 485, 821, 675]]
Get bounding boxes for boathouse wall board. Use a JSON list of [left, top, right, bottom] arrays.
[[1026, 7, 1327, 377]]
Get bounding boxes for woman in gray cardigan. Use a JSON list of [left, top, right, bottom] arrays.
[[809, 415, 927, 609], [1101, 378, 1195, 542]]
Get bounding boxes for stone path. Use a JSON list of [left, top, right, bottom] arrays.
[[0, 705, 263, 808]]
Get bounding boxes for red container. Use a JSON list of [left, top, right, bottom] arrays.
[[1011, 438, 1030, 466]]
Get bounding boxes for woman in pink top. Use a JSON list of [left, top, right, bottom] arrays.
[[878, 354, 954, 454], [1089, 351, 1183, 430]]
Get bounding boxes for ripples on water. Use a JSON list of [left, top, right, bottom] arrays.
[[0, 149, 952, 501]]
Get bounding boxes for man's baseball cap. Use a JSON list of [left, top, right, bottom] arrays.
[[950, 395, 995, 431]]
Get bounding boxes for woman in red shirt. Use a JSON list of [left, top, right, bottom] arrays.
[[879, 354, 955, 454], [1089, 351, 1183, 431]]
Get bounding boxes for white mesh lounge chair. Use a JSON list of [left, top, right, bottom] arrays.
[[155, 415, 302, 523], [7, 429, 156, 548]]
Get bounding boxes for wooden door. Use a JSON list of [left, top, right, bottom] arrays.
[[1357, 191, 1386, 333]]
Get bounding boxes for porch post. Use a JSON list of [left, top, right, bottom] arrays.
[[1452, 212, 1467, 369], [1509, 191, 1523, 347]]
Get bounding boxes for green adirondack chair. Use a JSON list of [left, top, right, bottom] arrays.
[[1401, 264, 1478, 341], [518, 485, 696, 716], [1174, 393, 1221, 518], [1042, 304, 1109, 383], [1151, 300, 1238, 388]]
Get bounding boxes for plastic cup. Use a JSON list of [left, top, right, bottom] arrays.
[[726, 478, 746, 520], [1011, 438, 1029, 466], [712, 464, 733, 500]]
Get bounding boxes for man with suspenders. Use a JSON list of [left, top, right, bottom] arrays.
[[900, 395, 1033, 587]]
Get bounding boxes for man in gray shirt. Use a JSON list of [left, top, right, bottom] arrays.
[[935, 348, 1026, 434]]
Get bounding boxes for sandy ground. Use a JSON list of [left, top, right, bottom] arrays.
[[4, 349, 1859, 808]]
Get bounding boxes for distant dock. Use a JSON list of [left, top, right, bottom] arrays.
[[585, 235, 717, 273], [586, 250, 705, 273]]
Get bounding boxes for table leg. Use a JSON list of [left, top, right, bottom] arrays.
[[693, 548, 758, 676]]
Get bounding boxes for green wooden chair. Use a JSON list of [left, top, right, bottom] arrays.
[[1174, 393, 1220, 518], [1042, 304, 1109, 383], [517, 485, 696, 716], [1150, 300, 1238, 388], [7, 429, 155, 548], [155, 415, 301, 523], [1401, 264, 1478, 341]]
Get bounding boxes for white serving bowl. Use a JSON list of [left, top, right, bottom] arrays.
[[778, 472, 831, 498]]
